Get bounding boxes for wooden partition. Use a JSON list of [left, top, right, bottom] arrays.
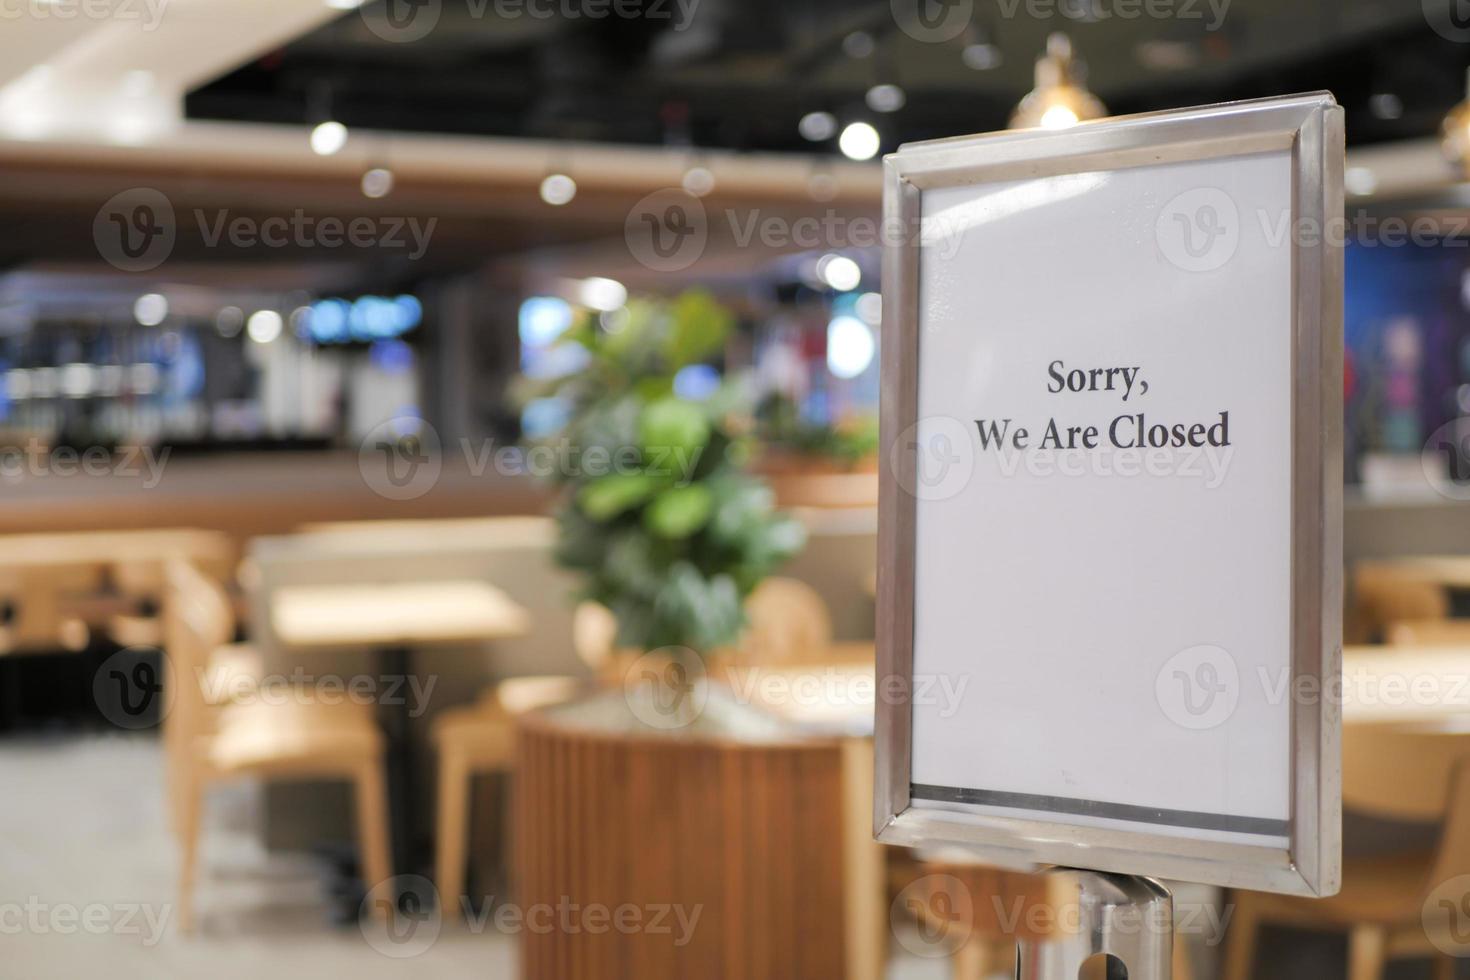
[[516, 715, 850, 979]]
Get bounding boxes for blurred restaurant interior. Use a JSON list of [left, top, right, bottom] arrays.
[[8, 0, 1470, 978]]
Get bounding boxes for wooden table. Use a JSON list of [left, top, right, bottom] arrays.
[[0, 527, 232, 570], [1354, 556, 1470, 590], [1342, 645, 1470, 728], [270, 578, 531, 897]]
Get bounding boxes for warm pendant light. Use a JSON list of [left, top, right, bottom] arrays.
[[1009, 33, 1106, 131], [1442, 69, 1470, 177]]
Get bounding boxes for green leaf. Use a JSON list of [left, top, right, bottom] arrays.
[[644, 485, 713, 540], [638, 398, 710, 468], [663, 289, 733, 369], [577, 473, 659, 522]]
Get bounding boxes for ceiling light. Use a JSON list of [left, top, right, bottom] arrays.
[[579, 277, 627, 312], [310, 120, 348, 156], [962, 43, 1002, 70], [1345, 167, 1378, 197], [865, 84, 906, 113], [247, 310, 283, 344], [818, 254, 862, 292], [133, 293, 168, 327], [540, 173, 576, 206], [361, 167, 394, 198], [842, 31, 875, 59], [827, 315, 876, 379], [799, 111, 837, 142], [855, 291, 882, 326], [1369, 93, 1403, 121], [838, 121, 881, 161], [681, 166, 715, 197], [1010, 34, 1107, 131], [808, 171, 839, 202], [216, 306, 244, 338]]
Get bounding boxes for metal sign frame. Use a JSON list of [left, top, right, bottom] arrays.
[[874, 93, 1343, 897]]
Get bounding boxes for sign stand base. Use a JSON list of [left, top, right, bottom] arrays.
[[1016, 869, 1174, 980]]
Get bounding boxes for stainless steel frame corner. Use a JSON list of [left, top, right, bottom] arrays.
[[873, 93, 1344, 898]]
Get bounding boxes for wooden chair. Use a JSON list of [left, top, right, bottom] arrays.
[[432, 600, 614, 912], [163, 560, 391, 931], [1386, 619, 1470, 647], [0, 565, 102, 654], [738, 576, 833, 663], [1224, 727, 1470, 980], [106, 536, 236, 648], [1353, 564, 1449, 643]]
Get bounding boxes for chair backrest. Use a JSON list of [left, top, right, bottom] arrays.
[[738, 577, 833, 664], [1354, 564, 1449, 638], [572, 601, 618, 676], [1386, 619, 1470, 647], [0, 564, 102, 654], [1342, 727, 1470, 888], [162, 560, 235, 752]]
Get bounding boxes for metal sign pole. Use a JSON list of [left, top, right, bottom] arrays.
[[1016, 870, 1174, 980]]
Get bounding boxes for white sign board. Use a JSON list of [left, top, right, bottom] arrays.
[[874, 95, 1343, 897]]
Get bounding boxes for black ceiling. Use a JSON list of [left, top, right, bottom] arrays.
[[178, 0, 1470, 153]]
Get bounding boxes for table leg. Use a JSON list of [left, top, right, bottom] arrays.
[[375, 644, 418, 907]]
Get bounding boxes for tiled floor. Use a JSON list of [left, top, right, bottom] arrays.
[[0, 734, 965, 979]]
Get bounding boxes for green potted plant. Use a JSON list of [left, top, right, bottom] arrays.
[[517, 289, 806, 668]]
